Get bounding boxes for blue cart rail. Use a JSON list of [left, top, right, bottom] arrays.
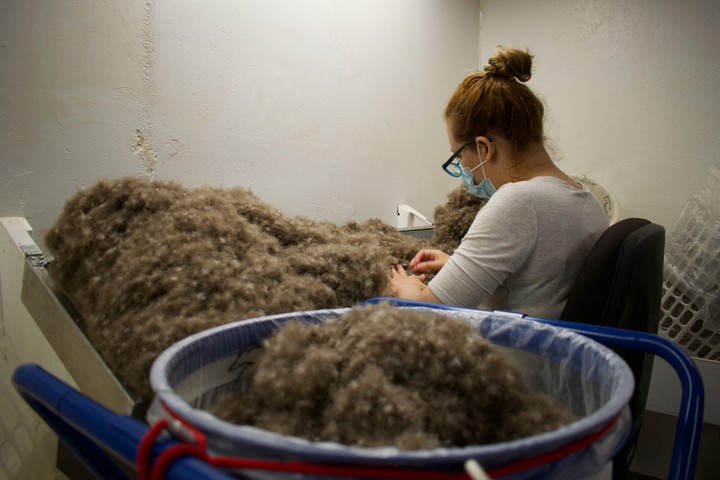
[[11, 364, 236, 480], [12, 299, 704, 480]]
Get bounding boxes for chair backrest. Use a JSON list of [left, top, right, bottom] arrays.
[[560, 217, 666, 479]]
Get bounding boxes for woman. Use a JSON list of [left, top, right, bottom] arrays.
[[389, 47, 608, 319]]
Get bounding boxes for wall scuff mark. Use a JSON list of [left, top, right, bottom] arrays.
[[133, 129, 157, 176], [134, 0, 157, 178]]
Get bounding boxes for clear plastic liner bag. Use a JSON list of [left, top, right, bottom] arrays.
[[148, 305, 633, 480]]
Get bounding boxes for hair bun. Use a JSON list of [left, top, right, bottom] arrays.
[[483, 46, 533, 83]]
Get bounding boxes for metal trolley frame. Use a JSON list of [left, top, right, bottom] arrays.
[[12, 298, 704, 480]]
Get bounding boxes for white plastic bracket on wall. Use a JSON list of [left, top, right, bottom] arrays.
[[396, 205, 433, 229]]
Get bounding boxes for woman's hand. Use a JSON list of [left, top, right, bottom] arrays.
[[388, 263, 426, 297], [388, 263, 443, 304], [409, 249, 450, 274]]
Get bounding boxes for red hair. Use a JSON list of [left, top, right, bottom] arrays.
[[445, 47, 544, 153]]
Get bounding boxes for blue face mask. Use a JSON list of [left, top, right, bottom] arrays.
[[460, 155, 496, 199]]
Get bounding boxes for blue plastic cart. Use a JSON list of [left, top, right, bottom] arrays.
[[12, 299, 704, 480]]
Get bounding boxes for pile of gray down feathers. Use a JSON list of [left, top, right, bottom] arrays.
[[214, 303, 575, 450], [45, 177, 486, 399]]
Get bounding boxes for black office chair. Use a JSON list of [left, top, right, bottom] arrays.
[[560, 217, 666, 480]]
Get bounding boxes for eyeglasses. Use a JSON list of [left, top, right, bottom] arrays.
[[441, 137, 494, 177], [442, 143, 474, 177]]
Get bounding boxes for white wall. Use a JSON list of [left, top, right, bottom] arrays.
[[0, 0, 478, 252], [2, 0, 719, 250], [478, 0, 720, 230]]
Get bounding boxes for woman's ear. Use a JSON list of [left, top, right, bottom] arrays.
[[474, 136, 495, 162]]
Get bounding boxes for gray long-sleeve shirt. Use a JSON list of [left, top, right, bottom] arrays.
[[429, 177, 609, 319]]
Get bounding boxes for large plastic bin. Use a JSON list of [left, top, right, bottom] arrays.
[[148, 304, 634, 479]]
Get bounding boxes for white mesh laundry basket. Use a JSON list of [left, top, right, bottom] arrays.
[[148, 304, 633, 480], [659, 165, 720, 359], [571, 174, 620, 224]]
